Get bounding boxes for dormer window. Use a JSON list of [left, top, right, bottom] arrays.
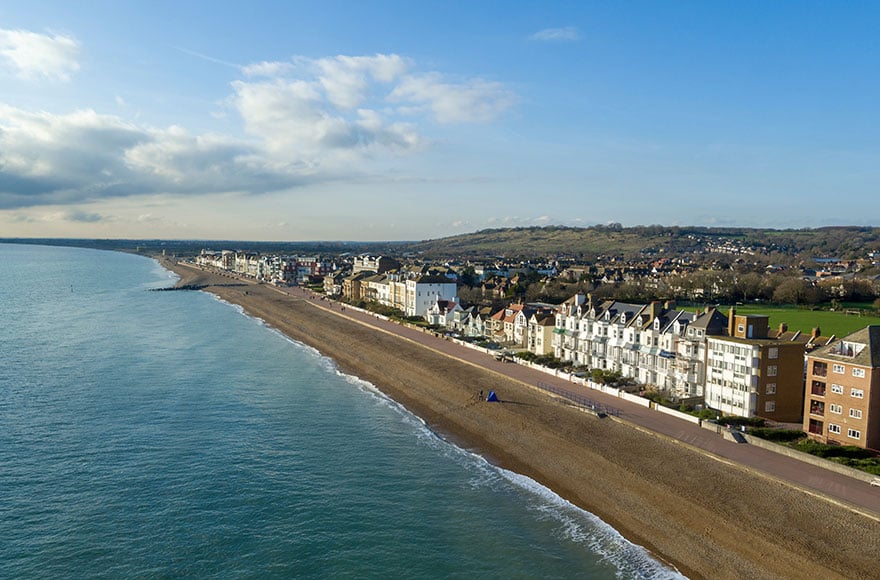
[[830, 341, 865, 358]]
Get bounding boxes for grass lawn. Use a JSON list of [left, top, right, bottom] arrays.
[[719, 304, 880, 338]]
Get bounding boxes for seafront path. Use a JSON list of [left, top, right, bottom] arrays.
[[177, 263, 880, 519], [286, 287, 880, 519]]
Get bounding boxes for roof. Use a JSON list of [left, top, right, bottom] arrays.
[[412, 274, 454, 284], [533, 313, 556, 326], [690, 307, 728, 334], [709, 332, 808, 348], [808, 325, 880, 368], [658, 309, 697, 334]]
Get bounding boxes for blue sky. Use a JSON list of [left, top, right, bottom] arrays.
[[1, 1, 878, 240]]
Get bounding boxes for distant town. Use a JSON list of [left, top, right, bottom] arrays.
[[190, 239, 880, 463]]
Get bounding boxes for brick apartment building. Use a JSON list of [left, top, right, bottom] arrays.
[[704, 311, 808, 422], [804, 326, 880, 450]]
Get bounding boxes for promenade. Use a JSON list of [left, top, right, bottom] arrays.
[[274, 281, 880, 519]]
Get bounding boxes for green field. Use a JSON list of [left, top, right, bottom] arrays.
[[720, 304, 880, 338]]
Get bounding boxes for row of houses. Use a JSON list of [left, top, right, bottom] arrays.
[[195, 250, 879, 449], [550, 294, 834, 422], [332, 266, 460, 319], [550, 293, 880, 449], [362, 278, 878, 449], [196, 250, 334, 284]]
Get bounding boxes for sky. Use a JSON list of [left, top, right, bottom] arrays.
[[1, 1, 879, 241]]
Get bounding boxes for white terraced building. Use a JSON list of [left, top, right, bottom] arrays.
[[552, 294, 727, 399]]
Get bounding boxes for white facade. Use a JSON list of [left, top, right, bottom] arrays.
[[704, 338, 760, 416], [552, 297, 724, 398], [405, 277, 457, 317]]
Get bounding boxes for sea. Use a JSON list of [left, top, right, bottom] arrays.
[[0, 243, 684, 579]]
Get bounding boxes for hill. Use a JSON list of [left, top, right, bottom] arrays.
[[4, 225, 879, 264], [405, 225, 880, 262]]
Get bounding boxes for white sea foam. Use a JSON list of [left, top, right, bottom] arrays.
[[147, 258, 180, 289], [327, 367, 685, 578], [498, 469, 686, 579]]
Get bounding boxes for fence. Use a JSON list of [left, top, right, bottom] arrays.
[[537, 381, 621, 417]]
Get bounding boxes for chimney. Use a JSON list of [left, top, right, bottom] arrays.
[[664, 300, 675, 310], [779, 323, 788, 335], [811, 326, 821, 339], [728, 307, 736, 336]]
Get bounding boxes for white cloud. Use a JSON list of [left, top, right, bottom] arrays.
[[0, 28, 80, 81], [0, 105, 305, 209], [231, 77, 422, 162], [529, 27, 581, 42], [241, 60, 293, 77], [42, 209, 107, 222], [1, 52, 516, 211], [389, 73, 516, 123], [316, 54, 410, 109]]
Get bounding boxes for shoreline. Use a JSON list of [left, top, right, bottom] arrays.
[[162, 260, 879, 579]]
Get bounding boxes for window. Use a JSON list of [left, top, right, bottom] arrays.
[[853, 368, 865, 378], [828, 424, 841, 435], [765, 383, 776, 395], [768, 347, 778, 359], [832, 364, 845, 374], [849, 408, 863, 420], [767, 365, 777, 377], [847, 428, 861, 440], [829, 403, 842, 414], [830, 384, 844, 395], [764, 401, 775, 413], [738, 324, 745, 334], [851, 388, 865, 399]]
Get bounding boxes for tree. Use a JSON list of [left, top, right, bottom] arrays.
[[734, 272, 771, 302], [772, 278, 824, 305], [458, 266, 478, 287]]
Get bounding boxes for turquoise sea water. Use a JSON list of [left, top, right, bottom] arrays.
[[0, 244, 683, 579]]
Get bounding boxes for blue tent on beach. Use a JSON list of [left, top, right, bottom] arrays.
[[486, 390, 499, 402]]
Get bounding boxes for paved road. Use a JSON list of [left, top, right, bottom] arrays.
[[189, 268, 880, 519]]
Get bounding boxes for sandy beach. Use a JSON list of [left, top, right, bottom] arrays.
[[165, 261, 879, 579]]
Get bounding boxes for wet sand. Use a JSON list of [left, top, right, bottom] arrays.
[[165, 261, 880, 579]]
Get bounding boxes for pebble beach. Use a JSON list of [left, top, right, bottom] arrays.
[[167, 261, 880, 579]]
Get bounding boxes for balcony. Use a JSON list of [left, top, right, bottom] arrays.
[[808, 419, 824, 435], [812, 362, 828, 378], [810, 381, 826, 397], [809, 400, 825, 417]]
